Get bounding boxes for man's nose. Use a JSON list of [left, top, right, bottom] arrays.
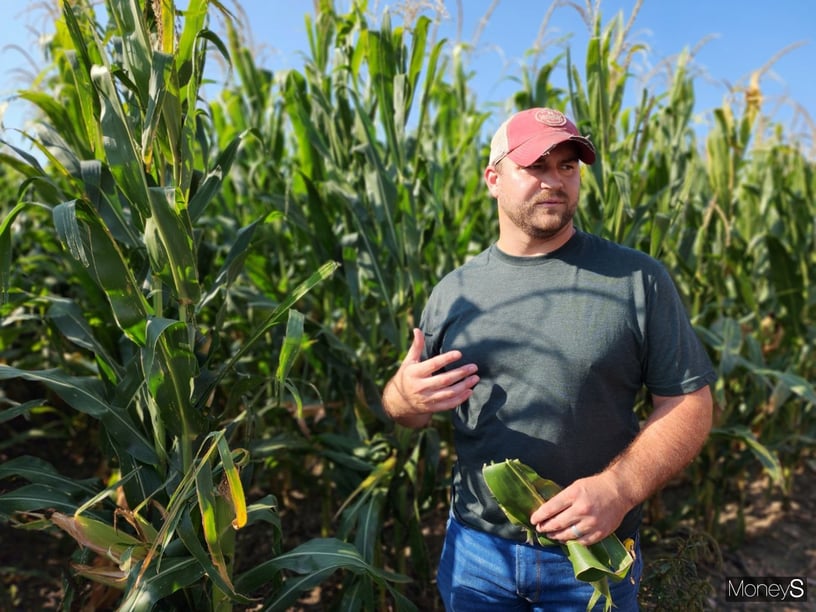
[[539, 173, 562, 189]]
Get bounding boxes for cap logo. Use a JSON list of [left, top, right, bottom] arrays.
[[534, 108, 567, 127]]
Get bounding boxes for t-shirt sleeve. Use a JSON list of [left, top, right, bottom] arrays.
[[642, 265, 717, 396]]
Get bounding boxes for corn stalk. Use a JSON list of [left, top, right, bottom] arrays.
[[0, 0, 344, 609]]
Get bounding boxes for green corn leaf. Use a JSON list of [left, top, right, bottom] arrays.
[[334, 453, 396, 523], [245, 495, 280, 529], [90, 64, 150, 222], [188, 135, 244, 222], [711, 425, 785, 487], [483, 459, 635, 612], [269, 538, 411, 583], [261, 567, 339, 612], [142, 317, 203, 439], [118, 557, 205, 612], [142, 51, 174, 165], [0, 201, 25, 303], [765, 235, 804, 336], [0, 366, 158, 465], [234, 537, 410, 597], [178, 0, 212, 64], [0, 400, 48, 425], [0, 455, 99, 495], [196, 261, 339, 407], [177, 511, 253, 605], [349, 489, 385, 565], [144, 187, 200, 306], [0, 483, 78, 517], [276, 310, 305, 391], [565, 537, 636, 583], [63, 48, 102, 153], [198, 218, 260, 308], [107, 0, 152, 105], [53, 199, 150, 344], [60, 0, 105, 80], [482, 459, 560, 546], [47, 298, 123, 382]]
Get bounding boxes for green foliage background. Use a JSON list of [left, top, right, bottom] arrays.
[[0, 0, 813, 610]]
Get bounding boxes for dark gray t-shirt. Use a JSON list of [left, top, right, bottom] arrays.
[[420, 230, 716, 539]]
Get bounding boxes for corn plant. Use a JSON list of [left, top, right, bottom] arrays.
[[207, 2, 491, 603], [0, 1, 411, 609]]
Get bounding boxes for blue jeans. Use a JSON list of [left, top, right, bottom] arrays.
[[437, 514, 642, 611]]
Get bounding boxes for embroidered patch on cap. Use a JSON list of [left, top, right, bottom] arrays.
[[534, 108, 567, 127]]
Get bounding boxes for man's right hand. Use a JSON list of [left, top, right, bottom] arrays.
[[382, 328, 479, 428]]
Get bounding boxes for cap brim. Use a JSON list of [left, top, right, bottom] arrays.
[[507, 134, 596, 166]]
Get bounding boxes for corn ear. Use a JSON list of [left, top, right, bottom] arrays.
[[51, 512, 149, 563], [483, 459, 635, 612], [71, 564, 129, 589]]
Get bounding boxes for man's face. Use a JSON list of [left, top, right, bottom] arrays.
[[486, 142, 582, 245]]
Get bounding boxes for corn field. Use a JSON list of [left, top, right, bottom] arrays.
[[0, 0, 813, 610]]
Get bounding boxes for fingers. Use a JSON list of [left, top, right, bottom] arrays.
[[401, 328, 476, 380], [385, 328, 478, 427], [392, 328, 478, 417], [402, 328, 425, 365], [530, 487, 600, 544], [529, 482, 626, 545], [530, 490, 571, 526], [424, 372, 480, 411], [535, 517, 592, 544]]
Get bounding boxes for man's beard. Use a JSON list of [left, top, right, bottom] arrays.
[[503, 192, 577, 241]]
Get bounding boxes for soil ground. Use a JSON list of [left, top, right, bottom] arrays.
[[2, 456, 814, 611]]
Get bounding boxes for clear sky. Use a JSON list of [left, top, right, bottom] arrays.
[[1, 0, 813, 149]]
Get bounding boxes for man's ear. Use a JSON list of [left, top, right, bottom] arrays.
[[484, 164, 500, 197]]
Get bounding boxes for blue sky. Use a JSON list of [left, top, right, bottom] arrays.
[[1, 0, 813, 148]]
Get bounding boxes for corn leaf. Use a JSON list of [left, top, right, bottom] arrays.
[[275, 310, 305, 392], [234, 537, 410, 597], [483, 459, 634, 612], [215, 436, 247, 530], [0, 455, 99, 495], [47, 298, 123, 382], [711, 426, 785, 487], [89, 64, 150, 222], [0, 366, 158, 465], [0, 201, 25, 303], [196, 260, 339, 406], [142, 317, 203, 439], [0, 483, 78, 517], [117, 557, 205, 612], [53, 199, 151, 344], [144, 187, 200, 306], [177, 511, 253, 604]]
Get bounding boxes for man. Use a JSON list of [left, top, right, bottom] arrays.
[[382, 107, 716, 611]]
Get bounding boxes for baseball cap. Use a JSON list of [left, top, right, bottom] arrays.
[[488, 108, 596, 167]]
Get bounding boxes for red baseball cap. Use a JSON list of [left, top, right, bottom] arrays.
[[488, 108, 596, 166]]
